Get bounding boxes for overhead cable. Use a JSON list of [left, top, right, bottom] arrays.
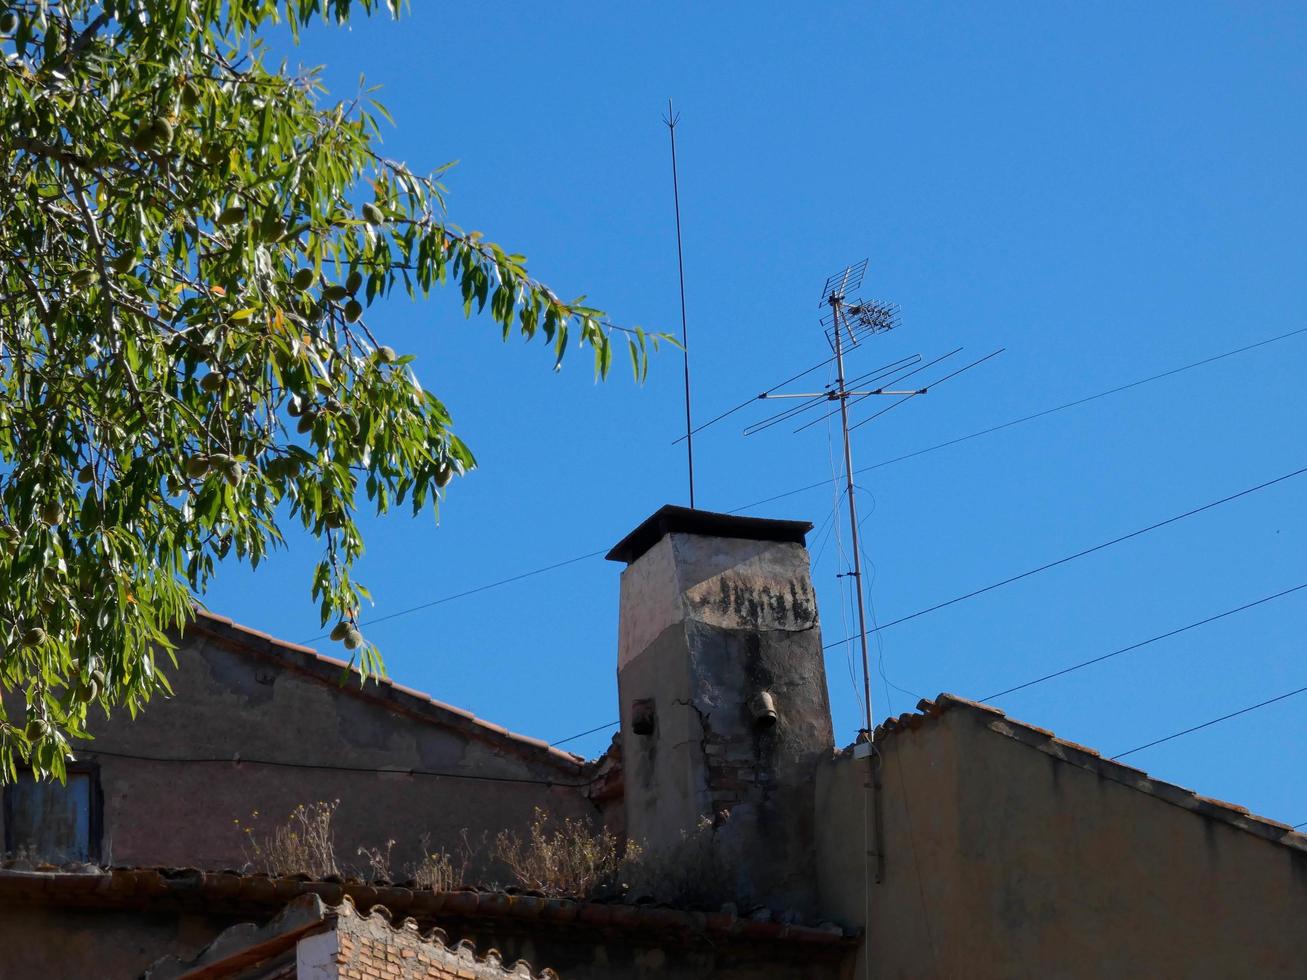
[[981, 583, 1307, 701], [732, 324, 1307, 513], [820, 463, 1307, 649], [304, 328, 1307, 642], [301, 549, 606, 643], [81, 746, 595, 788], [1110, 684, 1307, 760], [529, 583, 1307, 757], [550, 720, 620, 747]]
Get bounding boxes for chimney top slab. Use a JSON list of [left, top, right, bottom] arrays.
[[606, 505, 812, 565]]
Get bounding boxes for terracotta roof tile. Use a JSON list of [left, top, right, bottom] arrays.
[[143, 893, 558, 979], [872, 693, 1307, 854], [0, 866, 859, 950]]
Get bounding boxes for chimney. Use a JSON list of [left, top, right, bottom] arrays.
[[607, 506, 835, 912]]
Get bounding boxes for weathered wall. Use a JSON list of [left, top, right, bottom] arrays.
[[617, 530, 834, 912], [0, 883, 852, 980], [441, 926, 846, 980], [0, 903, 236, 979], [815, 704, 1307, 979], [1, 622, 595, 874]]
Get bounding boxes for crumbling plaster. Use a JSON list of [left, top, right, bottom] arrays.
[[617, 530, 834, 913], [5, 631, 598, 873]]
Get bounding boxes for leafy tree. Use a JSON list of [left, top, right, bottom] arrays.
[[0, 0, 659, 779]]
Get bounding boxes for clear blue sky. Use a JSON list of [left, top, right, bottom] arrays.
[[203, 3, 1306, 826]]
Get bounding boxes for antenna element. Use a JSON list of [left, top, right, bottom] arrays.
[[665, 100, 696, 508], [743, 260, 1002, 736]]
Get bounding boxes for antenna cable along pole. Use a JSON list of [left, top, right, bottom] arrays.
[[730, 259, 1000, 737], [829, 294, 876, 737]]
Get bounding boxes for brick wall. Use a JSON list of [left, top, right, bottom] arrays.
[[327, 903, 552, 980]]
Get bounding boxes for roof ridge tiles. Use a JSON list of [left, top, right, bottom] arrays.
[[189, 609, 587, 772], [143, 892, 560, 980], [0, 865, 861, 948], [871, 692, 1307, 854]]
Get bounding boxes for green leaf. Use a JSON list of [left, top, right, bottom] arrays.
[[0, 0, 659, 781]]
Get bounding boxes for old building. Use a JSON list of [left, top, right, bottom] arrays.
[[2, 506, 1305, 978], [2, 605, 595, 874]]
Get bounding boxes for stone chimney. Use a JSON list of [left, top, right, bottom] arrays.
[[607, 506, 835, 912]]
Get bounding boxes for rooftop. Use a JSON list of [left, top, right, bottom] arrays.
[[0, 863, 858, 950], [871, 693, 1307, 853], [605, 505, 813, 565], [144, 893, 555, 980], [191, 609, 585, 773]]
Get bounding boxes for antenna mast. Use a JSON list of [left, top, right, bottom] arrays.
[[828, 278, 876, 738], [690, 257, 1002, 737], [665, 100, 696, 508]]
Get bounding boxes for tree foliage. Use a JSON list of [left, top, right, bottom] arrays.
[[0, 0, 660, 779]]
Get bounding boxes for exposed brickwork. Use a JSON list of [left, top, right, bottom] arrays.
[[704, 729, 772, 817], [333, 899, 553, 980]]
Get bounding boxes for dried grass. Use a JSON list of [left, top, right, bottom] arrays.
[[408, 832, 473, 892], [492, 807, 641, 898], [625, 816, 737, 908], [238, 800, 340, 878], [236, 801, 735, 906]]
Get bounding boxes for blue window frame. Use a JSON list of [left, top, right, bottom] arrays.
[[3, 763, 102, 863]]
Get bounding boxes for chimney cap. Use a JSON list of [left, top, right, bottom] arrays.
[[605, 505, 813, 565]]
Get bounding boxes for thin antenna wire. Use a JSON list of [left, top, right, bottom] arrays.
[[828, 294, 876, 735], [826, 365, 867, 724], [665, 100, 695, 508]]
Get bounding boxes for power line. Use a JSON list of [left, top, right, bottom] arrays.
[[296, 461, 1305, 758], [532, 579, 1307, 756], [981, 583, 1307, 701], [732, 324, 1307, 514], [80, 746, 595, 789], [550, 720, 619, 747], [300, 460, 1306, 670], [821, 463, 1307, 649], [301, 550, 606, 643], [1110, 684, 1307, 761], [299, 327, 1307, 642]]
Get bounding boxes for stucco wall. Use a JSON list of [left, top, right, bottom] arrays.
[[0, 903, 235, 979], [616, 531, 834, 912], [2, 626, 595, 874], [815, 705, 1307, 978]]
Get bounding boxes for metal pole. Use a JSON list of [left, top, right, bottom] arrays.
[[666, 100, 696, 509], [831, 298, 875, 735]]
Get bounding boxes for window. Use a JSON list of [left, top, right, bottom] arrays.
[[3, 763, 102, 862]]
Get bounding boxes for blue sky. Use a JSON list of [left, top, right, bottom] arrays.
[[203, 3, 1306, 826]]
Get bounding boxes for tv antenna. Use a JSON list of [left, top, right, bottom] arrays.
[[664, 99, 695, 508], [706, 259, 1003, 735]]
